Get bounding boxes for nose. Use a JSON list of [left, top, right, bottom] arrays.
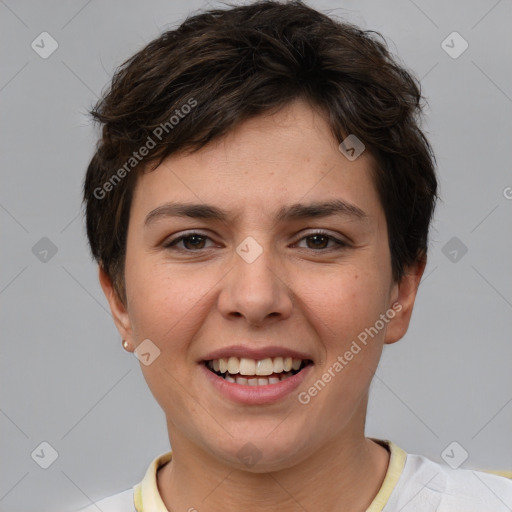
[[217, 237, 294, 327]]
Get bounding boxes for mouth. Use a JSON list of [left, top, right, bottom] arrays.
[[203, 356, 314, 386]]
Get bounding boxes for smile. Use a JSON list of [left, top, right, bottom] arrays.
[[204, 356, 313, 386]]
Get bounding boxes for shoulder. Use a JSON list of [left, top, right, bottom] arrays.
[[438, 461, 512, 511], [68, 488, 135, 512], [389, 450, 512, 512]]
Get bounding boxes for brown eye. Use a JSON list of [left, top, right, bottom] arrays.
[[295, 231, 347, 251], [181, 235, 207, 250], [164, 233, 213, 251], [305, 234, 329, 249]]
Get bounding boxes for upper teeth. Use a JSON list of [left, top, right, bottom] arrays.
[[209, 356, 303, 376]]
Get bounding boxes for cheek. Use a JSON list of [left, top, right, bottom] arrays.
[[127, 266, 205, 408], [298, 265, 388, 345], [125, 259, 205, 341]]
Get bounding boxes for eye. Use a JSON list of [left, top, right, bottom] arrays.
[[163, 232, 215, 251], [294, 230, 348, 251]]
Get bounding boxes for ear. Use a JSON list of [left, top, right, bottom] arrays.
[[384, 257, 427, 345], [98, 265, 134, 352]]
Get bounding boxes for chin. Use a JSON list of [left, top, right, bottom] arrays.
[[206, 428, 312, 472]]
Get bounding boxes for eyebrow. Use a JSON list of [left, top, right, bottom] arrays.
[[144, 199, 368, 228]]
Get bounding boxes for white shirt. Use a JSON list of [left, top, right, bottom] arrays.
[[71, 438, 512, 512]]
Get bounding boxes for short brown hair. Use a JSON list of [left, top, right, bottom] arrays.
[[83, 0, 438, 305]]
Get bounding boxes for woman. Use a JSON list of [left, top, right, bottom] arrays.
[[76, 1, 512, 510]]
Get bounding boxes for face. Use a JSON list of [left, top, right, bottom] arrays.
[[101, 99, 424, 471]]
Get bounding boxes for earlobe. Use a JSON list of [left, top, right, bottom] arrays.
[[384, 258, 427, 345], [98, 265, 133, 347]]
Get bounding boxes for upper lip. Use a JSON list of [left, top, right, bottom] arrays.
[[201, 345, 314, 362]]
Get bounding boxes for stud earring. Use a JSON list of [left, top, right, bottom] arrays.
[[122, 339, 130, 350]]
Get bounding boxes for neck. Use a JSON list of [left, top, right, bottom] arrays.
[[157, 434, 390, 512]]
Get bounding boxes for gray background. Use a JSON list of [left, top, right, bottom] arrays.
[[1, 0, 511, 510]]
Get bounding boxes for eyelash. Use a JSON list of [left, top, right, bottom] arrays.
[[163, 230, 348, 252]]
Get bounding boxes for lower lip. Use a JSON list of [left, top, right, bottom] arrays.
[[201, 363, 313, 405]]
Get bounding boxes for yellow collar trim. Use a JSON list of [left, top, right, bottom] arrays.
[[365, 438, 407, 511], [133, 451, 172, 512]]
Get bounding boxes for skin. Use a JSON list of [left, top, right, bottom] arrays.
[[100, 98, 425, 511]]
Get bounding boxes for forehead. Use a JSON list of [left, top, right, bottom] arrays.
[[131, 99, 384, 226]]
